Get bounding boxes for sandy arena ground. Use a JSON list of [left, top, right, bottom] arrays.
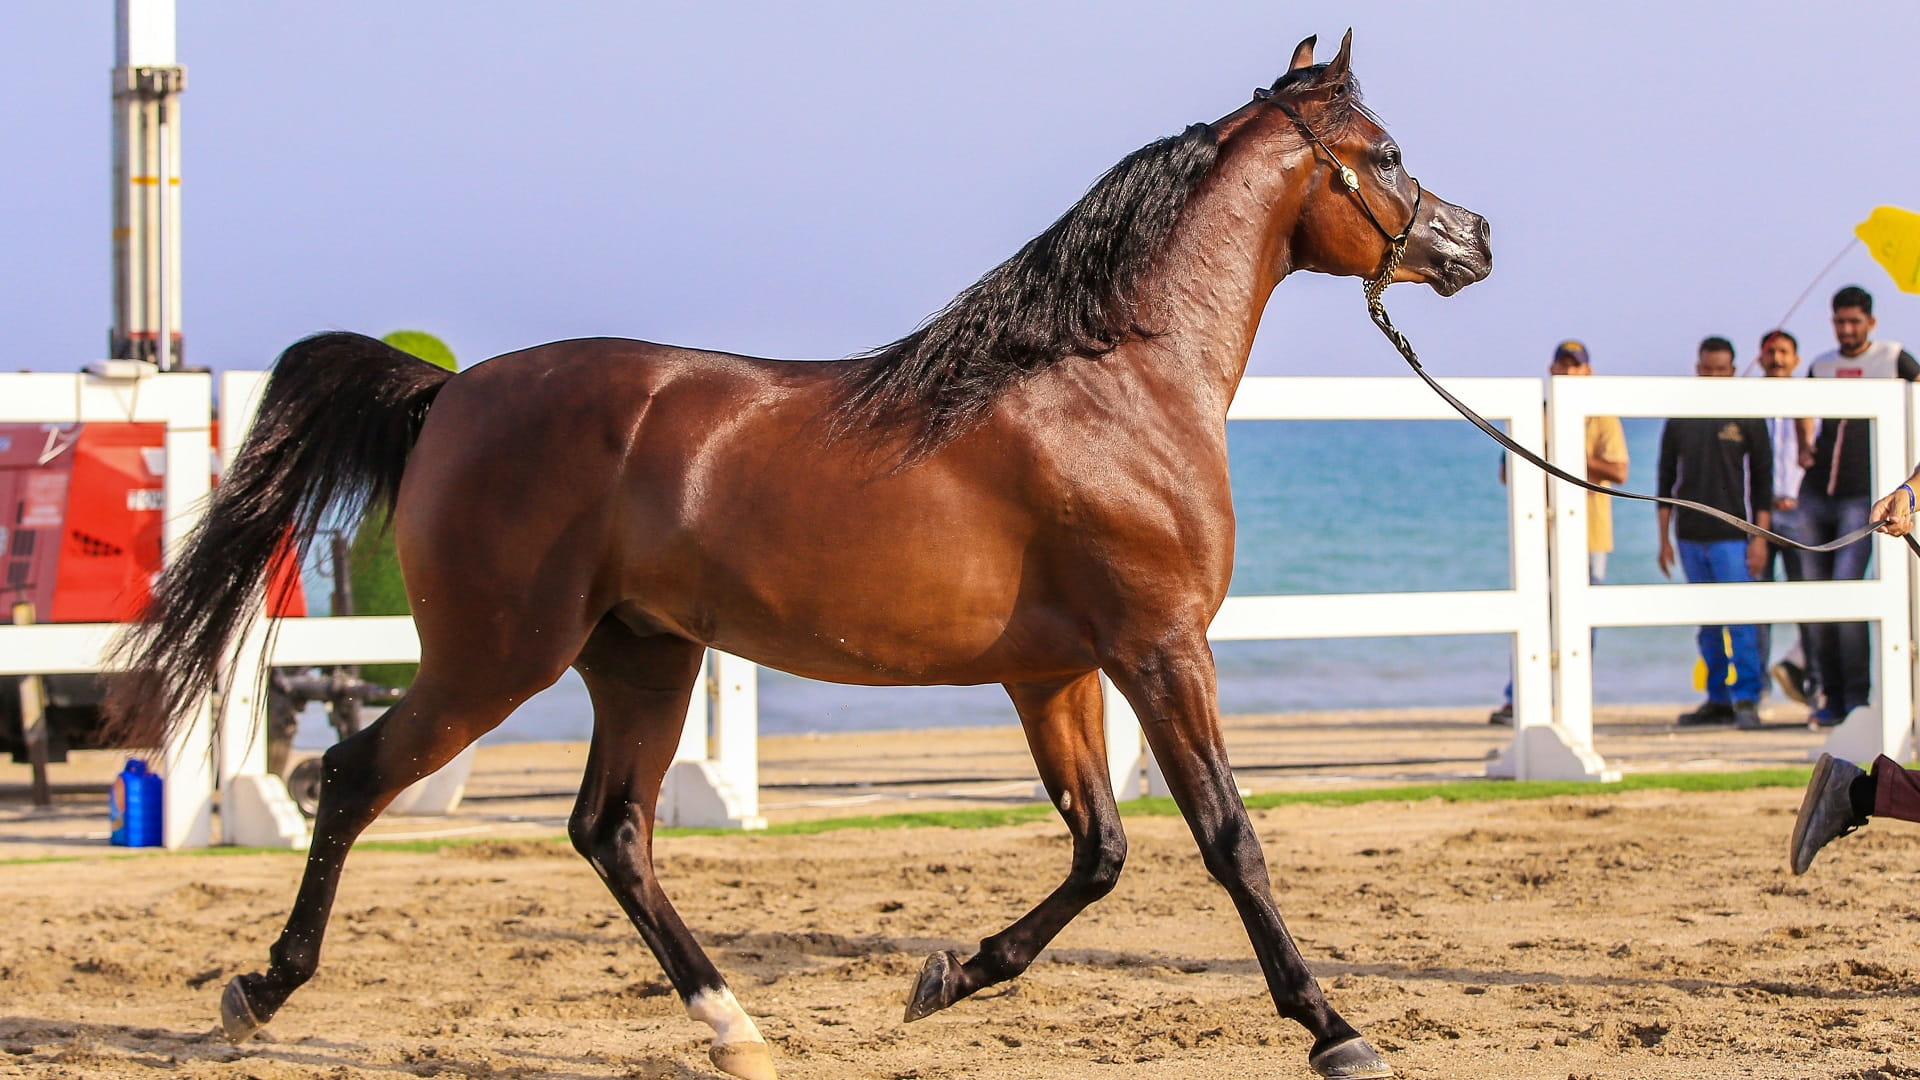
[[3, 707, 1919, 1078]]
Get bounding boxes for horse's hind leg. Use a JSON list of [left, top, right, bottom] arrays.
[[219, 649, 577, 1043], [568, 620, 776, 1080], [905, 671, 1127, 1020]]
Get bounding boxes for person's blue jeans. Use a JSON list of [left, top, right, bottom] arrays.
[[1676, 539, 1763, 704], [1797, 490, 1873, 715]]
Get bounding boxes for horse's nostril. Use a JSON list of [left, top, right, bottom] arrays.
[[1477, 216, 1492, 243]]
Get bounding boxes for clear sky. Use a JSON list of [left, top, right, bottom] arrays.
[[5, 2, 1917, 379]]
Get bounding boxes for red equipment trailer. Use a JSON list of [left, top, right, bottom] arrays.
[[0, 419, 307, 761]]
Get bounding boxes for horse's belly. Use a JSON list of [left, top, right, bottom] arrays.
[[633, 535, 1089, 686]]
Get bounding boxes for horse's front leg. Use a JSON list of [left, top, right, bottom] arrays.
[[1104, 631, 1392, 1080]]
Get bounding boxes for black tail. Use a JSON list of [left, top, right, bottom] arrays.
[[104, 332, 455, 748]]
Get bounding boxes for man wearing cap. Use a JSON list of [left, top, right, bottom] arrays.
[[1490, 340, 1626, 725]]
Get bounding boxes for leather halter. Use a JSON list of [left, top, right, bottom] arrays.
[[1256, 88, 1910, 558], [1257, 89, 1423, 297]]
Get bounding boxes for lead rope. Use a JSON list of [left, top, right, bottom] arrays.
[[1267, 90, 1910, 556], [1362, 256, 1918, 558]]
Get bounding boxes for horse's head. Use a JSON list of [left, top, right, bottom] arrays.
[[1231, 31, 1492, 297]]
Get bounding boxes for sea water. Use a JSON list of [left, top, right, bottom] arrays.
[[300, 416, 1837, 748]]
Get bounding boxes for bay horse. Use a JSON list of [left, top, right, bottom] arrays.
[[109, 31, 1490, 1080]]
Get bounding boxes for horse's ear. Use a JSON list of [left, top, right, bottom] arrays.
[[1322, 28, 1353, 86], [1288, 35, 1317, 72]]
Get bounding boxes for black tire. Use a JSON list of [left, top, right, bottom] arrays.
[[287, 756, 325, 817]]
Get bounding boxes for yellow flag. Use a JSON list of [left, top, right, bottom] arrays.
[[1854, 205, 1920, 294]]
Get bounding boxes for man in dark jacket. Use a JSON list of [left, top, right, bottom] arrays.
[[1656, 337, 1772, 729]]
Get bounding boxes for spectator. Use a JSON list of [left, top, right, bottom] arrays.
[[1756, 330, 1816, 706], [1656, 337, 1771, 729], [1489, 340, 1626, 725], [1796, 285, 1917, 725]]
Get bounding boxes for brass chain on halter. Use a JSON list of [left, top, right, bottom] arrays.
[[1270, 96, 1915, 558]]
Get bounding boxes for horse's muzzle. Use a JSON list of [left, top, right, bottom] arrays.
[[1412, 197, 1492, 297]]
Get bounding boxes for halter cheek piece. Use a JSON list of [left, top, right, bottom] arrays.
[[1251, 87, 1913, 558], [1252, 86, 1423, 301]]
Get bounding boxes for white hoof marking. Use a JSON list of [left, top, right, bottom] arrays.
[[687, 987, 765, 1046]]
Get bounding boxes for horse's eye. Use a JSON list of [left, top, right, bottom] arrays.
[[1380, 148, 1401, 172]]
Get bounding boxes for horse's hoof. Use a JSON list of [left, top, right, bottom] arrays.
[[1309, 1036, 1393, 1079], [219, 976, 265, 1044], [903, 949, 963, 1022], [709, 1040, 779, 1080]]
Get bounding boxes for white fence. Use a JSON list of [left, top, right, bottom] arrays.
[[6, 370, 1917, 844], [1104, 377, 1555, 796], [1548, 376, 1914, 767]]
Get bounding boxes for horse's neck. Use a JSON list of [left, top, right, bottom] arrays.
[[1116, 144, 1298, 423]]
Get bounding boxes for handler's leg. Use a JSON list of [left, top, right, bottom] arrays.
[[906, 672, 1127, 1020], [1786, 752, 1920, 874], [1105, 633, 1389, 1080], [570, 622, 775, 1080]]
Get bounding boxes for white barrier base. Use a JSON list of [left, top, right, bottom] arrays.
[[1816, 705, 1915, 766], [387, 744, 478, 817], [223, 774, 309, 848], [1486, 724, 1620, 783], [661, 760, 766, 830]]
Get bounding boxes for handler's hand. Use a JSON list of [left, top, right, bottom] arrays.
[[1746, 536, 1769, 580], [1657, 537, 1676, 579], [1871, 484, 1916, 537]]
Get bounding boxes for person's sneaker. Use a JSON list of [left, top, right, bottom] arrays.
[[1771, 660, 1808, 705], [1488, 703, 1513, 726], [1790, 753, 1869, 875], [1733, 700, 1762, 730], [1676, 701, 1735, 726], [1807, 707, 1844, 729]]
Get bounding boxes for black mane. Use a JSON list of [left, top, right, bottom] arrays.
[[830, 65, 1359, 464], [830, 123, 1220, 462]]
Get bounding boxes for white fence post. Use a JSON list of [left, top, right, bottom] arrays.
[[151, 371, 217, 846], [1908, 382, 1920, 760], [659, 650, 766, 829], [677, 650, 710, 762], [1101, 674, 1148, 800], [1496, 375, 1620, 782], [1819, 383, 1916, 763], [215, 371, 307, 847]]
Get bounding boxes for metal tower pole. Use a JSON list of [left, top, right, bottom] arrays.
[[112, 0, 185, 368]]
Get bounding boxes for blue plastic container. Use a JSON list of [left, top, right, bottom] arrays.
[[110, 759, 163, 847]]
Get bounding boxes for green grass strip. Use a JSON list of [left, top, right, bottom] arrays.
[[0, 766, 1817, 865]]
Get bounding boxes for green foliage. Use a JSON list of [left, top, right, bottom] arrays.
[[347, 518, 416, 688], [380, 329, 457, 371], [345, 331, 458, 688]]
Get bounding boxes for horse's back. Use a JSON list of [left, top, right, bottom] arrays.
[[389, 336, 1099, 684]]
